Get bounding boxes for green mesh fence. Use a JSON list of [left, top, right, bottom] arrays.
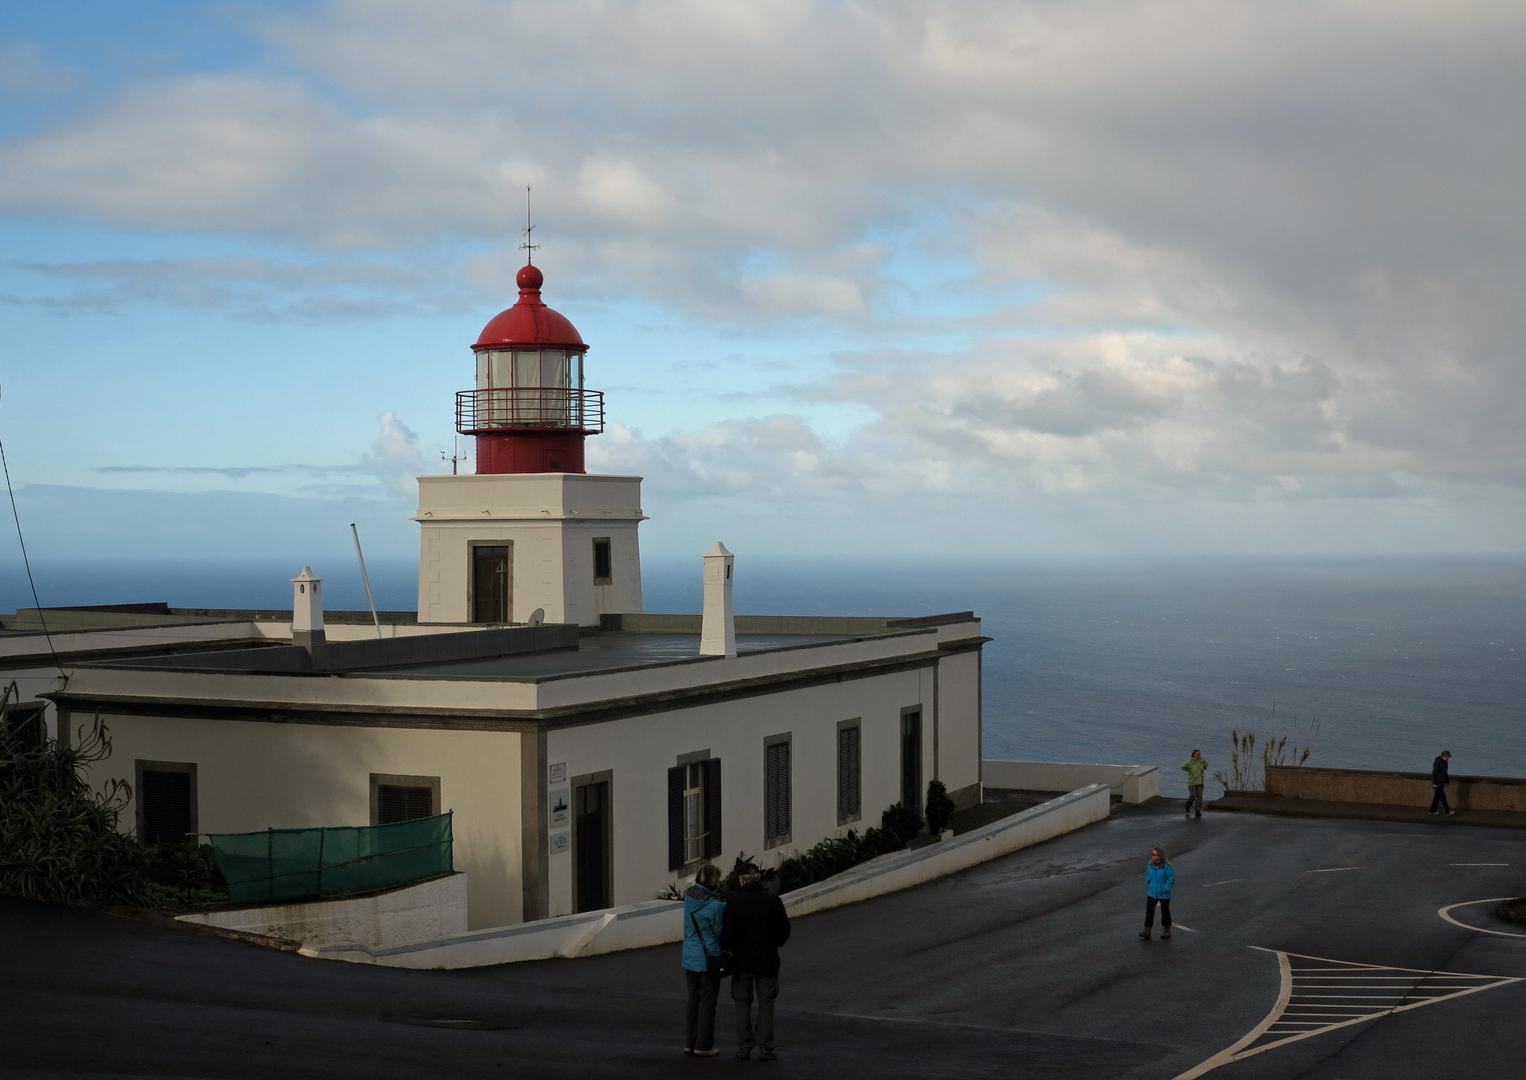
[[208, 812, 453, 904]]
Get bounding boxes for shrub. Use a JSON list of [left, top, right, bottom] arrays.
[[0, 711, 227, 910], [881, 801, 924, 845], [0, 715, 152, 906], [925, 780, 955, 835], [1212, 715, 1319, 792]]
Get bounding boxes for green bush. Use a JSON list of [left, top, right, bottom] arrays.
[[1, 716, 153, 906], [925, 780, 955, 835], [881, 801, 924, 845], [0, 713, 227, 910]]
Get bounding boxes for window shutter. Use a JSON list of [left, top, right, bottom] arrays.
[[668, 765, 685, 869], [703, 758, 723, 858], [141, 770, 192, 844], [765, 742, 791, 844], [837, 726, 860, 820], [378, 784, 433, 825]]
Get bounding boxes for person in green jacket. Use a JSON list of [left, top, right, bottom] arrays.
[[1181, 749, 1208, 818]]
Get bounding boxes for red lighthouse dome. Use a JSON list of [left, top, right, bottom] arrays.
[[457, 263, 604, 474]]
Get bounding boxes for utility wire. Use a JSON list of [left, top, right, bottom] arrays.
[[0, 386, 67, 680]]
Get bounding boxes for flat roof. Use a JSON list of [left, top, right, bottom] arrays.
[[375, 630, 853, 677]]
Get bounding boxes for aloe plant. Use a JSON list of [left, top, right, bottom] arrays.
[[1, 703, 152, 907]]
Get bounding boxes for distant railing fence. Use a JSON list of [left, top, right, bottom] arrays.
[[208, 812, 454, 905]]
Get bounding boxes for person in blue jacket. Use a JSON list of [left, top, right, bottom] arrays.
[[1139, 846, 1175, 940], [681, 862, 727, 1056]]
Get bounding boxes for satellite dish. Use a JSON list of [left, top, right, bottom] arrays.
[[528, 608, 545, 626]]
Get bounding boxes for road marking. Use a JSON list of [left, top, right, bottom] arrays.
[[1202, 878, 1243, 888], [1170, 922, 1197, 933], [1171, 948, 1523, 1079], [1438, 897, 1526, 939], [1305, 866, 1363, 873], [1449, 862, 1508, 867]]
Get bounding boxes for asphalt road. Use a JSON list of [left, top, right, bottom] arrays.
[[5, 805, 1524, 1079]]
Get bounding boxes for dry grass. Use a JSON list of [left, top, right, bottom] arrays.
[[1213, 716, 1320, 792]]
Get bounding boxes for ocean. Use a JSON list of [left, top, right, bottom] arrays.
[[4, 554, 1522, 797]]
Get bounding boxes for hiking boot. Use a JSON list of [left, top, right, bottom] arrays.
[[1161, 928, 1172, 939], [1447, 810, 1456, 816], [1138, 929, 1151, 940], [736, 1046, 754, 1061], [693, 1048, 720, 1057]]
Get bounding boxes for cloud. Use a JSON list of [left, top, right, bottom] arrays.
[[92, 414, 444, 497], [0, 42, 77, 95], [4, 2, 1526, 551], [359, 410, 441, 496], [9, 254, 464, 322]]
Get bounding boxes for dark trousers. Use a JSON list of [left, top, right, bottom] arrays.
[[685, 969, 720, 1051], [1144, 896, 1172, 928], [1430, 784, 1452, 813], [1185, 784, 1205, 815], [731, 973, 779, 1052]]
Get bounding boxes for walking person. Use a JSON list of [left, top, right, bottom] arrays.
[[722, 858, 791, 1062], [1429, 750, 1455, 816], [1181, 749, 1208, 818], [681, 863, 727, 1057], [1139, 846, 1175, 940]]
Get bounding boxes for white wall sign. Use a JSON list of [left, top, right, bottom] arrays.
[[549, 831, 570, 854], [549, 787, 570, 829], [549, 761, 567, 784]]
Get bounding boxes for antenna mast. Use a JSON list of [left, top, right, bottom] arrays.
[[519, 185, 539, 264], [440, 437, 465, 476]]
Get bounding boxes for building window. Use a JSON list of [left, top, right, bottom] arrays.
[[837, 720, 861, 824], [370, 773, 440, 825], [764, 734, 792, 849], [135, 760, 197, 845], [667, 755, 721, 870], [593, 537, 612, 585]]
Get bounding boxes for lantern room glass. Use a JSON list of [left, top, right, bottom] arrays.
[[475, 348, 586, 426]]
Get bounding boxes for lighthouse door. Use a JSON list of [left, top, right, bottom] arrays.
[[470, 543, 511, 623]]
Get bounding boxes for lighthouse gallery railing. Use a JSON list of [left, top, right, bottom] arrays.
[[456, 387, 605, 434]]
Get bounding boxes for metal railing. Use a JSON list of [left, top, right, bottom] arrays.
[[455, 387, 605, 434]]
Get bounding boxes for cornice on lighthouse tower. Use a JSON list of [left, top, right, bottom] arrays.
[[416, 255, 644, 627]]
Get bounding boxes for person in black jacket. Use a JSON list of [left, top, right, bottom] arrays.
[[1429, 750, 1455, 815], [721, 858, 791, 1061]]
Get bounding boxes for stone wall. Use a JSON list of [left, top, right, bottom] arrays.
[[1265, 765, 1526, 812]]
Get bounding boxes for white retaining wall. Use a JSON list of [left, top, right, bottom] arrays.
[[178, 873, 467, 947], [983, 759, 1159, 804], [303, 783, 1111, 970]]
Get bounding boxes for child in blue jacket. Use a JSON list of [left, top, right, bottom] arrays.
[[1139, 846, 1175, 940]]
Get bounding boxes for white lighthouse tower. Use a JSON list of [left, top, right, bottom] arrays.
[[415, 255, 645, 626]]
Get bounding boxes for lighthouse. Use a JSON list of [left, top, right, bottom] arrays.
[[415, 258, 645, 626], [462, 262, 598, 475]]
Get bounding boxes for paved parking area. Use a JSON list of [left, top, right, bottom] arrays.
[[4, 805, 1523, 1078]]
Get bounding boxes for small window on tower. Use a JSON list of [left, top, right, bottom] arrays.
[[593, 537, 612, 585]]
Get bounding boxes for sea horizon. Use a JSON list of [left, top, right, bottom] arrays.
[[4, 552, 1522, 796]]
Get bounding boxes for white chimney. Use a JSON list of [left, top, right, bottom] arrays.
[[699, 541, 736, 658], [292, 565, 326, 650]]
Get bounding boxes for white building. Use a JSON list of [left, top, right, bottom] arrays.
[[3, 257, 987, 931]]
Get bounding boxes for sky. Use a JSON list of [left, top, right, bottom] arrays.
[[2, 0, 1524, 570]]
